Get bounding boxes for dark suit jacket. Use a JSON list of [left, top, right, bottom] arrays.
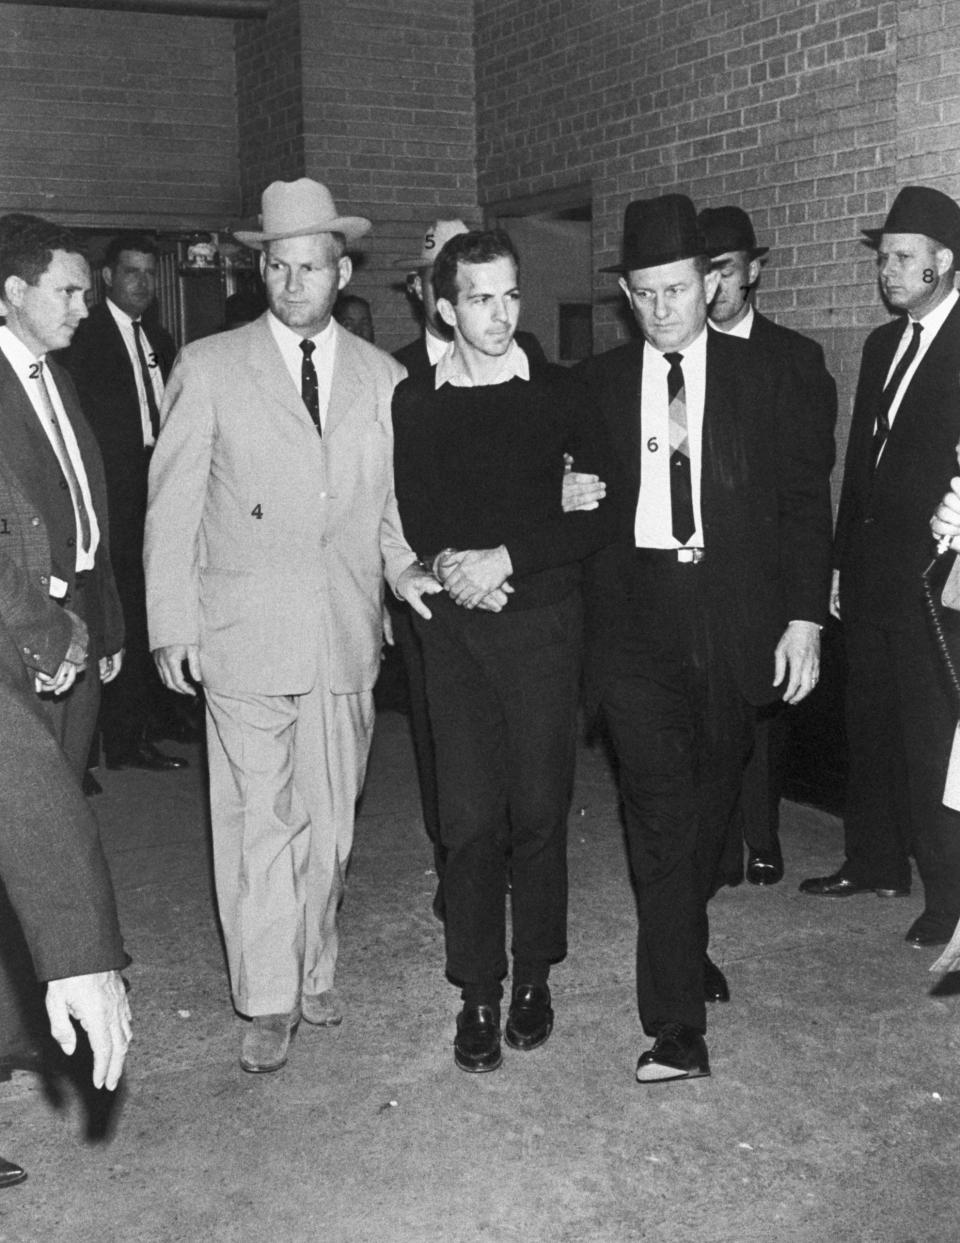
[[749, 311, 838, 449], [0, 352, 124, 668], [59, 302, 176, 548], [834, 298, 960, 629], [577, 328, 834, 708], [0, 612, 125, 981], [393, 329, 547, 377]]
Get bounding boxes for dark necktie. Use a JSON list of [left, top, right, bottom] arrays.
[[664, 351, 695, 545], [132, 319, 161, 441], [300, 339, 321, 435], [871, 320, 922, 472], [32, 360, 92, 553]]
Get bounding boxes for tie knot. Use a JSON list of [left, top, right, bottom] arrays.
[[300, 338, 316, 359], [911, 321, 922, 339], [663, 352, 684, 368]]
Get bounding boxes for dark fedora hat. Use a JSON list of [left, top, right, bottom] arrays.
[[697, 205, 769, 259], [862, 185, 960, 253], [601, 194, 707, 273]]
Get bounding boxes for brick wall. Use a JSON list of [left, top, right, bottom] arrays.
[[474, 0, 960, 481], [0, 3, 239, 230], [236, 0, 305, 214], [297, 0, 477, 350]]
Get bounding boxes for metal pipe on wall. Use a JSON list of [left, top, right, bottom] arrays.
[[0, 0, 267, 17]]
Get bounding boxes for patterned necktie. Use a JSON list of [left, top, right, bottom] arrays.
[[871, 320, 922, 472], [132, 319, 161, 441], [664, 351, 695, 545], [300, 338, 321, 435], [32, 360, 92, 553]]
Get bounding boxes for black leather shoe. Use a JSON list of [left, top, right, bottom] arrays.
[[504, 984, 554, 1051], [747, 845, 783, 885], [0, 1157, 26, 1189], [703, 956, 730, 1003], [454, 1004, 502, 1073], [905, 910, 958, 948], [82, 769, 103, 796], [799, 869, 908, 898], [105, 741, 189, 772], [636, 1023, 710, 1083]]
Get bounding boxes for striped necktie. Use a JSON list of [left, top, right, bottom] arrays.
[[664, 351, 695, 545]]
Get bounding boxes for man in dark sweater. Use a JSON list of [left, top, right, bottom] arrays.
[[392, 229, 611, 1074]]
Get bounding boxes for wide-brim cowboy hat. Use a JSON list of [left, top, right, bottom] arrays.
[[233, 178, 371, 249], [393, 218, 470, 270]]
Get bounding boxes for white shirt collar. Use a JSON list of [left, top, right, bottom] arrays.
[[105, 297, 137, 329], [643, 323, 710, 370], [435, 338, 530, 389], [425, 329, 451, 366], [911, 286, 959, 334], [712, 304, 754, 340], [267, 311, 337, 354], [0, 323, 43, 370]]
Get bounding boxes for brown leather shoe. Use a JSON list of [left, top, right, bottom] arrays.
[[239, 1009, 300, 1073], [301, 989, 343, 1026]]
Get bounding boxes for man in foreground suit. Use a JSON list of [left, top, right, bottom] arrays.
[[577, 195, 832, 1082], [145, 178, 439, 1073], [0, 610, 132, 1187], [800, 185, 960, 948], [0, 214, 124, 777], [60, 232, 188, 774], [698, 205, 838, 887]]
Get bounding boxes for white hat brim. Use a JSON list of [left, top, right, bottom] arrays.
[[234, 216, 372, 249]]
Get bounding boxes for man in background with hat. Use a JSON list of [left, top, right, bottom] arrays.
[[698, 205, 838, 889], [800, 185, 960, 949], [145, 178, 440, 1073], [577, 194, 832, 1082]]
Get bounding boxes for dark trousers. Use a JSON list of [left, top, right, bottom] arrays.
[[41, 571, 101, 779], [716, 702, 786, 884], [843, 616, 960, 916], [415, 592, 582, 994], [598, 552, 753, 1036]]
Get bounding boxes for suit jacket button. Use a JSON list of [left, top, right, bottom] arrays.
[[40, 575, 48, 586], [31, 516, 40, 526], [863, 517, 876, 525], [67, 536, 76, 548]]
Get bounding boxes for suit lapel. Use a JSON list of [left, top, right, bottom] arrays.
[[0, 352, 64, 518], [877, 300, 960, 471], [245, 315, 312, 428], [325, 323, 365, 440]]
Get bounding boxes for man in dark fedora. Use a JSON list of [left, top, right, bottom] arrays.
[[145, 178, 440, 1073], [576, 194, 832, 1082], [698, 205, 838, 888], [800, 185, 960, 949]]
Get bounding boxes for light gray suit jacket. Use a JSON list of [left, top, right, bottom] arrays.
[[144, 314, 415, 696]]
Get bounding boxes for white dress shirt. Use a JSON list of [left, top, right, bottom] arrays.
[[268, 312, 337, 431], [105, 297, 166, 448], [0, 326, 99, 589], [434, 339, 529, 389], [634, 327, 707, 549], [882, 288, 959, 433], [425, 328, 451, 367]]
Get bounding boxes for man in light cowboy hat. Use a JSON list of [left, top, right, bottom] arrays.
[[698, 204, 838, 890], [144, 178, 441, 1073], [800, 185, 960, 950], [576, 193, 832, 1082]]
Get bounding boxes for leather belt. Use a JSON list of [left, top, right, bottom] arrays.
[[636, 547, 705, 564]]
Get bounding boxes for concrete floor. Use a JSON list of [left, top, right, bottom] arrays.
[[1, 709, 957, 1243]]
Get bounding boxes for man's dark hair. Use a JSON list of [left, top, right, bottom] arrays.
[[432, 228, 520, 306], [103, 231, 159, 270], [0, 213, 84, 289]]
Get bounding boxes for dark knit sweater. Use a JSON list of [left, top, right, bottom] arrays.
[[392, 361, 612, 610]]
